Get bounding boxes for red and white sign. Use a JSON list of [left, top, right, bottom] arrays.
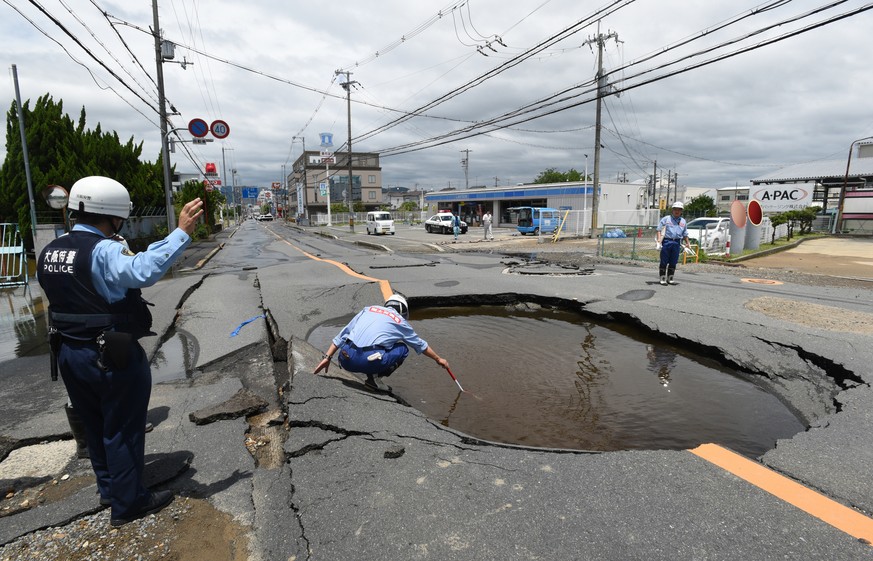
[[210, 120, 230, 139], [272, 182, 281, 189]]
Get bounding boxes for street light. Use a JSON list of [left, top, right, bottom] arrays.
[[834, 135, 873, 234], [291, 136, 306, 222], [584, 153, 589, 235], [222, 147, 234, 222]]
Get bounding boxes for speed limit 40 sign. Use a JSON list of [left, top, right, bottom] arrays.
[[211, 120, 230, 139]]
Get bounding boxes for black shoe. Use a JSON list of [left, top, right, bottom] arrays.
[[364, 375, 379, 390], [100, 496, 111, 507], [110, 490, 174, 527]]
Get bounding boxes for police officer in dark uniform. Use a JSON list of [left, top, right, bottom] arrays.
[[38, 176, 203, 527]]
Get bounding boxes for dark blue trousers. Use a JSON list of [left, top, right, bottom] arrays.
[[59, 339, 151, 519], [659, 239, 682, 272], [338, 341, 409, 376]]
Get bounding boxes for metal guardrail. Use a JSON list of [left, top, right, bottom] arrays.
[[0, 223, 28, 288]]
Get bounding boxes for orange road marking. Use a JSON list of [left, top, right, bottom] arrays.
[[691, 443, 873, 544], [279, 238, 393, 301]]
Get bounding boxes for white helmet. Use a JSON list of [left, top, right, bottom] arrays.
[[384, 294, 409, 319], [671, 201, 684, 210], [68, 176, 132, 219]]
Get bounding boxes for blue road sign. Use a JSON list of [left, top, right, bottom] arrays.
[[188, 118, 208, 138], [242, 187, 259, 199]]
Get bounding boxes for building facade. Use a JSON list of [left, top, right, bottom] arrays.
[[287, 151, 382, 221], [424, 181, 677, 232]]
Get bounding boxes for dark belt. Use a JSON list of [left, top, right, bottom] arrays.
[[664, 238, 683, 241], [344, 341, 387, 353]]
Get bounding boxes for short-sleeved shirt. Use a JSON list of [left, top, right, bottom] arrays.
[[333, 306, 428, 354], [658, 215, 688, 240], [79, 224, 192, 303]]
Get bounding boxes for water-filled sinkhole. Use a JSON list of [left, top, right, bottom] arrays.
[[309, 304, 804, 457]]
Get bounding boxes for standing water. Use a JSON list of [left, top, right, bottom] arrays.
[[309, 305, 803, 457]]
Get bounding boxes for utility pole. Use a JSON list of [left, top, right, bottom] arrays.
[[222, 146, 233, 222], [336, 71, 358, 211], [651, 160, 658, 209], [583, 22, 619, 237], [11, 65, 37, 241], [281, 164, 286, 219], [460, 149, 472, 189], [152, 0, 175, 231]]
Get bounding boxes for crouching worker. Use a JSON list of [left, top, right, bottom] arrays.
[[313, 294, 450, 389]]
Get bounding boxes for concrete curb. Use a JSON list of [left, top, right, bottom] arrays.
[[727, 237, 807, 263]]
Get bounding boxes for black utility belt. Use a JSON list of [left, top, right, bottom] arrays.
[[52, 329, 135, 371], [664, 238, 683, 241]]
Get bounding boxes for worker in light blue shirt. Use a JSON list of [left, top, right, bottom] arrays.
[[313, 293, 450, 389], [656, 201, 692, 285], [38, 176, 203, 528]]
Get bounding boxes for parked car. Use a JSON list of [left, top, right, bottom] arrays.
[[424, 213, 468, 234], [257, 213, 274, 222], [366, 211, 395, 235], [685, 217, 729, 252]]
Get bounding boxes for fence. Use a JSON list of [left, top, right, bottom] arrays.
[[310, 211, 429, 227], [598, 224, 662, 261], [0, 223, 28, 288]]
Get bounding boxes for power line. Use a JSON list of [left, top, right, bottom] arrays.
[[13, 0, 159, 114], [3, 0, 159, 126], [371, 2, 872, 157]]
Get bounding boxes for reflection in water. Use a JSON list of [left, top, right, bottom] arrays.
[[308, 305, 805, 457], [646, 344, 676, 389], [150, 329, 197, 383], [0, 288, 48, 361]]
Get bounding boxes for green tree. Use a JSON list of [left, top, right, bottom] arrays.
[[1, 93, 165, 247], [179, 180, 224, 234], [399, 201, 418, 212], [769, 212, 788, 243], [566, 168, 583, 182], [684, 195, 717, 218], [533, 168, 566, 184], [794, 207, 819, 235]]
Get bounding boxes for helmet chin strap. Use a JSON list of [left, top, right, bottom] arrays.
[[111, 217, 125, 235]]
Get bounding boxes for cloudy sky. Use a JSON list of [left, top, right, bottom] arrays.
[[2, 0, 872, 192]]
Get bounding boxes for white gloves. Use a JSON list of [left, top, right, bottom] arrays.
[[656, 242, 662, 250]]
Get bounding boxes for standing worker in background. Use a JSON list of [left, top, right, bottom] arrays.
[[38, 176, 204, 527], [482, 209, 493, 241], [313, 294, 450, 390], [452, 212, 461, 243], [656, 201, 692, 285]]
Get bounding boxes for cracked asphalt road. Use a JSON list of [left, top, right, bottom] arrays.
[[2, 223, 872, 560]]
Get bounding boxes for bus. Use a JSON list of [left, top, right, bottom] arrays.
[[510, 207, 563, 235]]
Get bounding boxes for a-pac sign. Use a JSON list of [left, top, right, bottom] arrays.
[[750, 183, 814, 212]]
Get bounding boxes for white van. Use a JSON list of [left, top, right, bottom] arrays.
[[366, 211, 395, 235]]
